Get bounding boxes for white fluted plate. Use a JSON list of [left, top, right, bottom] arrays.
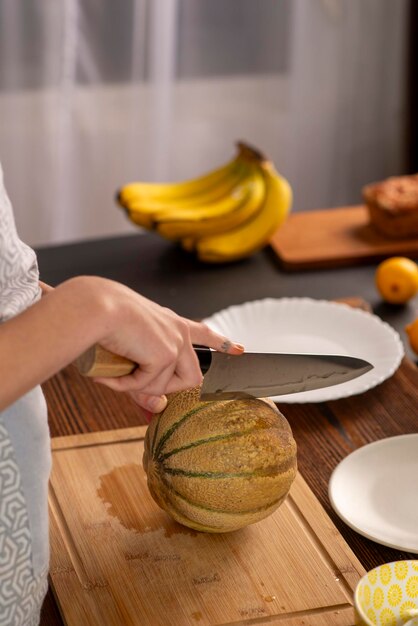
[[203, 297, 404, 403]]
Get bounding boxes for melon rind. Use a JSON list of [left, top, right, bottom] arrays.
[[143, 388, 297, 533]]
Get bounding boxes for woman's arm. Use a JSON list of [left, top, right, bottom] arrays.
[[0, 275, 243, 412]]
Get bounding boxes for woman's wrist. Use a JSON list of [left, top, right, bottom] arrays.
[[53, 275, 121, 346]]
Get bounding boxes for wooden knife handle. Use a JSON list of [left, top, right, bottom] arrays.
[[75, 345, 213, 378], [75, 345, 136, 377]]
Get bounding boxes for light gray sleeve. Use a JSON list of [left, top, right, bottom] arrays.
[[0, 162, 41, 322]]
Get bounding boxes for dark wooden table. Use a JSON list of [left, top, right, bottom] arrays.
[[36, 232, 418, 625]]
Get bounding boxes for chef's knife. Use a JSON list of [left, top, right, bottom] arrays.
[[74, 344, 373, 399]]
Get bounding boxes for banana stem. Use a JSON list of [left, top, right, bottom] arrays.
[[236, 141, 270, 167]]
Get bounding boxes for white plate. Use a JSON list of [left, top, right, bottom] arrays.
[[329, 435, 418, 553], [203, 297, 404, 403]]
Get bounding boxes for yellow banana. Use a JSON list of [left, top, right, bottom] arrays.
[[155, 167, 266, 240], [119, 151, 243, 207], [122, 159, 251, 230], [117, 141, 293, 262], [196, 162, 292, 263]]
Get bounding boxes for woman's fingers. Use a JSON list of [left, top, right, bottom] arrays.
[[92, 366, 168, 394], [188, 320, 244, 354], [163, 344, 203, 394], [94, 323, 242, 395], [127, 391, 167, 415], [93, 345, 203, 395], [93, 346, 179, 393]]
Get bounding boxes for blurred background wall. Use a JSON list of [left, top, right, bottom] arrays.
[[0, 0, 411, 247]]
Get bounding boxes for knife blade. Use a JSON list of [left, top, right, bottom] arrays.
[[74, 344, 373, 399], [197, 348, 373, 399]]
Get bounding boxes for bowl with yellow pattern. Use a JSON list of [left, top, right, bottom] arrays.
[[355, 561, 418, 626]]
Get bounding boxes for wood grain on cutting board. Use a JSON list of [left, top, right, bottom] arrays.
[[48, 426, 365, 626]]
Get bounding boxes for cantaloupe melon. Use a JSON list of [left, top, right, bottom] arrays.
[[143, 386, 297, 533]]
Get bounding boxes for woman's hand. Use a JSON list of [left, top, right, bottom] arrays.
[[91, 280, 244, 413]]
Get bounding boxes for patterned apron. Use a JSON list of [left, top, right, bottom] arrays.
[[0, 388, 51, 626], [0, 161, 51, 625]]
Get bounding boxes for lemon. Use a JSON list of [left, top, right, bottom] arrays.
[[406, 318, 418, 354], [375, 257, 418, 304]]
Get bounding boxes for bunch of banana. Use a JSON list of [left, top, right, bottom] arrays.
[[117, 142, 292, 263]]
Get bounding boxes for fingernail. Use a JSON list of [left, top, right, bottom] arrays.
[[147, 395, 167, 413], [220, 340, 244, 353]]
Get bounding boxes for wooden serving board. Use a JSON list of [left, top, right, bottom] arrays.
[[49, 426, 365, 626], [270, 205, 418, 270]]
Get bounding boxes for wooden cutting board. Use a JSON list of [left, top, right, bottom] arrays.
[[270, 205, 418, 270], [49, 426, 365, 626]]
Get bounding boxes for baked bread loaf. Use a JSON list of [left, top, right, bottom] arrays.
[[362, 173, 418, 238]]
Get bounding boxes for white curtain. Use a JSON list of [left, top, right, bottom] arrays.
[[0, 0, 409, 247]]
